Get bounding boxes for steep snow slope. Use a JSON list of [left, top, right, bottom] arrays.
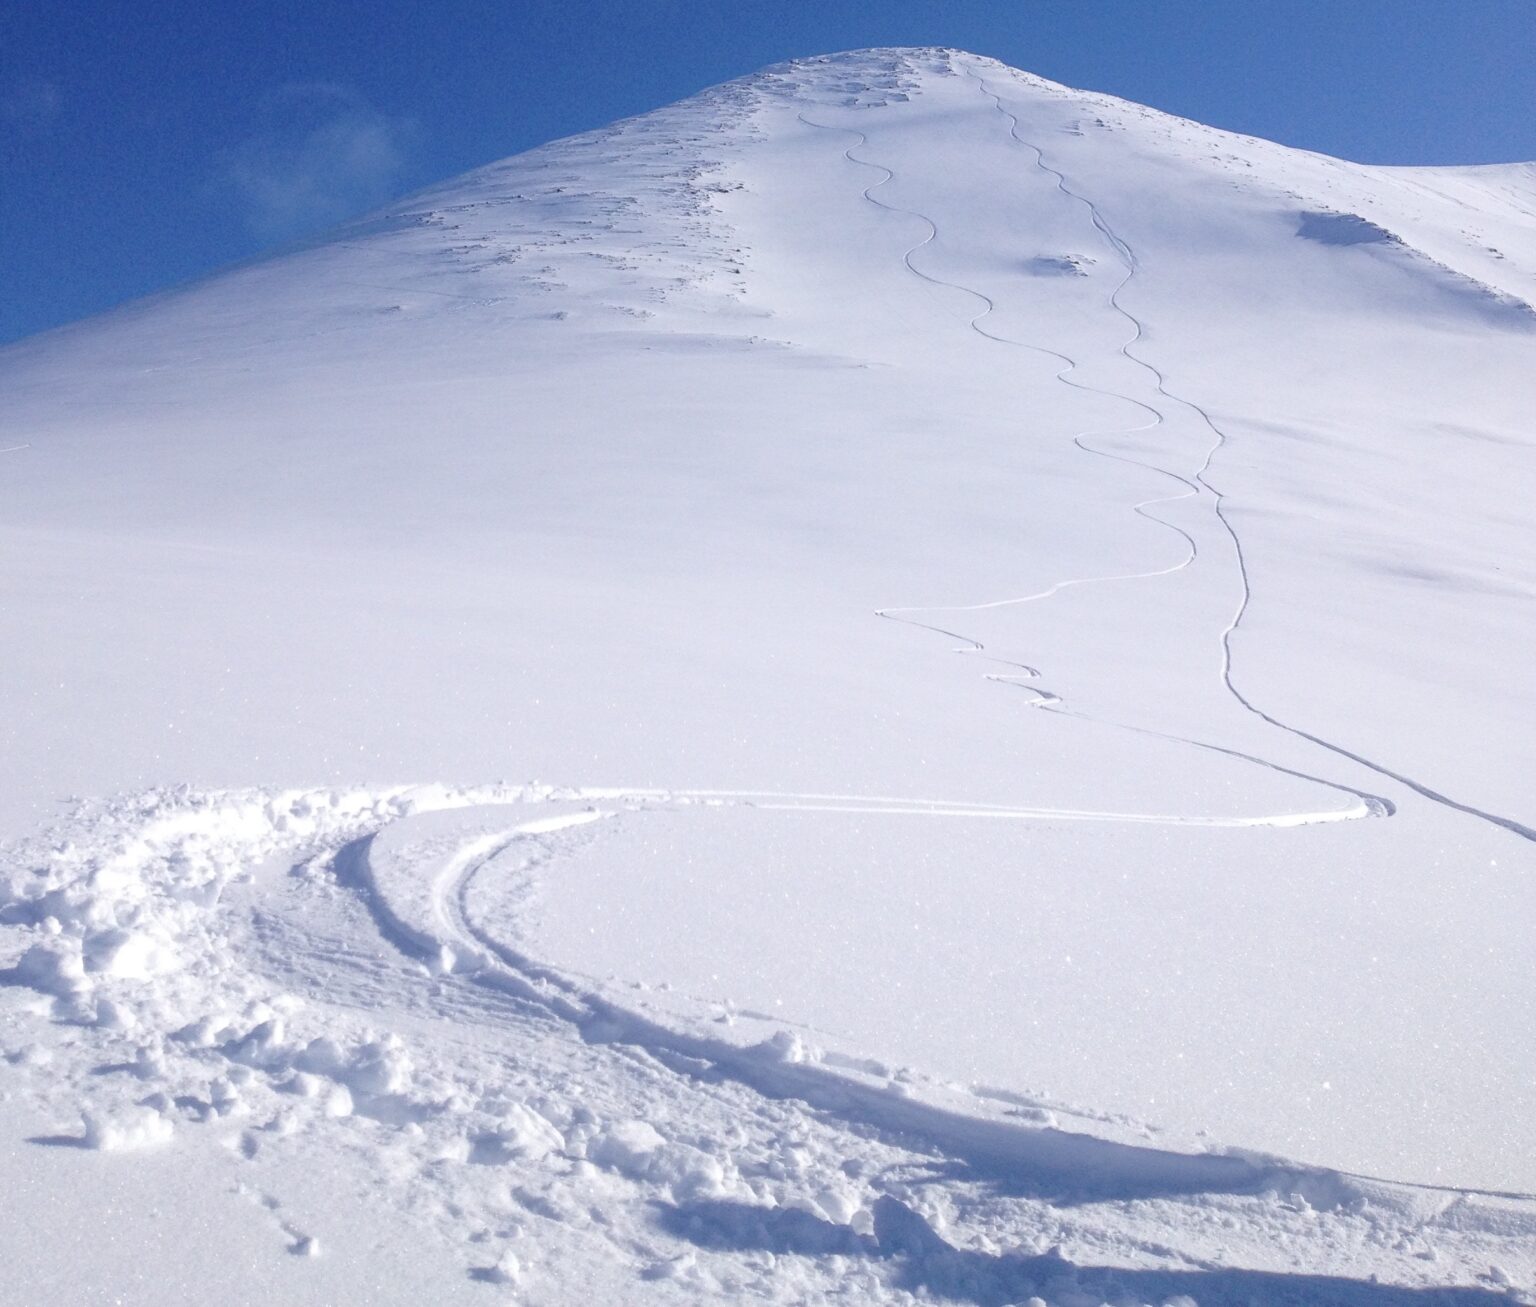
[[3, 48, 1534, 1304]]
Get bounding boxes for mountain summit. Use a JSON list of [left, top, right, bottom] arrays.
[[3, 48, 1535, 1300]]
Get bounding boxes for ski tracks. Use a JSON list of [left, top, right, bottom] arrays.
[[795, 109, 1203, 664], [797, 105, 1396, 827], [356, 794, 1534, 1202], [358, 797, 1359, 1198], [7, 783, 1535, 1301], [969, 65, 1536, 847]]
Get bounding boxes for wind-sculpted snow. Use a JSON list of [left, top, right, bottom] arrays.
[[3, 43, 1535, 1303]]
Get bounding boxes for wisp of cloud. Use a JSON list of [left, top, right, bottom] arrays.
[[221, 82, 419, 242]]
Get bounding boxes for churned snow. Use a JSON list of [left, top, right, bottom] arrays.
[[2, 46, 1534, 1305]]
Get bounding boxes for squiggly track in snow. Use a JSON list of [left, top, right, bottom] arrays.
[[797, 109, 1394, 827], [795, 112, 1198, 693], [970, 65, 1536, 847]]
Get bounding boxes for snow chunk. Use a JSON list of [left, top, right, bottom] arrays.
[[587, 1119, 667, 1177], [83, 927, 179, 980], [13, 939, 87, 997], [476, 1251, 521, 1285], [648, 1143, 728, 1202], [586, 1120, 727, 1200], [92, 997, 139, 1032], [470, 1104, 565, 1164], [757, 1029, 811, 1064], [82, 1106, 174, 1151], [342, 1036, 414, 1097], [295, 1036, 348, 1077]]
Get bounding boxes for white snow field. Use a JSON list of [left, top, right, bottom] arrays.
[[3, 47, 1535, 1305]]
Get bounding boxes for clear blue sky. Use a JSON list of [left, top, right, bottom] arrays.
[[4, 0, 1534, 345]]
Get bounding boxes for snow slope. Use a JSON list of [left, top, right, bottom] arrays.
[[3, 47, 1534, 1304]]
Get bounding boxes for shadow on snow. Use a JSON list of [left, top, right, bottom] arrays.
[[656, 1196, 1506, 1306]]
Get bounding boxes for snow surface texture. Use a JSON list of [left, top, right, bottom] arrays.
[[2, 46, 1534, 1304]]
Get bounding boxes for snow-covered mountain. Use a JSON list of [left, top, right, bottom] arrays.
[[3, 48, 1534, 1304]]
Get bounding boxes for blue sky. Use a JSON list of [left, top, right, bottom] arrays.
[[4, 0, 1534, 345]]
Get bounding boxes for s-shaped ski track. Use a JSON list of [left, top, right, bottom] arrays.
[[798, 107, 1394, 828], [968, 60, 1536, 847]]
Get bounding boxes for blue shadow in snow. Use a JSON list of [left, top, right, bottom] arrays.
[[656, 1196, 1507, 1306]]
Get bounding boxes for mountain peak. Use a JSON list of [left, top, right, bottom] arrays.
[[728, 46, 1054, 110], [4, 31, 1536, 1303]]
